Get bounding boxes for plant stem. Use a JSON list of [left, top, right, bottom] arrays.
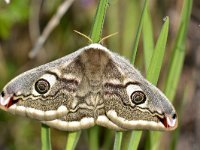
[[113, 132, 122, 150], [88, 126, 99, 150], [88, 0, 110, 149], [90, 0, 109, 43], [41, 124, 52, 150], [66, 131, 81, 150], [130, 0, 148, 64]]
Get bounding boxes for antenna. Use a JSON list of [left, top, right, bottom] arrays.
[[73, 30, 93, 43], [99, 32, 118, 44], [74, 30, 118, 44]]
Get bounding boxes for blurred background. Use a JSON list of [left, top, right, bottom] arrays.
[[0, 0, 199, 149]]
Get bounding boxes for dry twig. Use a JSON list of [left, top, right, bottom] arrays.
[[29, 0, 75, 59]]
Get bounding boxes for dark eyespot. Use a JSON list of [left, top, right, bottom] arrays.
[[172, 113, 177, 119], [131, 91, 146, 105], [35, 79, 50, 94], [1, 91, 5, 97]]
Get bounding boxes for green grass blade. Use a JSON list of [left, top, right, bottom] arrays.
[[122, 1, 148, 149], [165, 0, 192, 100], [119, 0, 140, 57], [65, 131, 81, 150], [113, 132, 123, 150], [41, 124, 52, 150], [102, 130, 114, 150], [90, 0, 109, 43], [170, 85, 189, 150], [142, 1, 154, 71], [127, 14, 169, 150], [127, 131, 142, 150], [165, 1, 192, 149], [147, 16, 169, 150], [148, 0, 192, 149], [130, 0, 148, 64], [88, 1, 110, 149], [88, 126, 99, 150], [146, 17, 169, 84]]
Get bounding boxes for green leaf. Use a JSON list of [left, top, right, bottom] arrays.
[[90, 0, 109, 43], [148, 0, 192, 149], [146, 17, 169, 85], [120, 0, 141, 57], [128, 131, 142, 150], [67, 0, 109, 149], [126, 14, 169, 150], [122, 1, 148, 149], [102, 130, 114, 150], [113, 132, 123, 150], [142, 2, 154, 71], [130, 0, 148, 64], [88, 126, 99, 150], [146, 16, 169, 150], [170, 85, 189, 150], [65, 131, 81, 150], [165, 0, 192, 100], [41, 124, 52, 150], [88, 1, 109, 150]]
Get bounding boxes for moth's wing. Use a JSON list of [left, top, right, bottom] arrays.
[[0, 48, 87, 121], [42, 117, 95, 131], [95, 115, 126, 131], [0, 43, 178, 131], [102, 51, 178, 131], [42, 113, 126, 131]]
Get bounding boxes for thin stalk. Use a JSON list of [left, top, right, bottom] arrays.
[[88, 0, 110, 149], [88, 126, 99, 150], [130, 0, 148, 64], [142, 0, 154, 71], [148, 0, 192, 149], [123, 1, 148, 149], [165, 0, 193, 100], [127, 14, 169, 150], [65, 131, 81, 150], [41, 124, 52, 150], [128, 131, 142, 150], [113, 132, 123, 150], [90, 0, 109, 43]]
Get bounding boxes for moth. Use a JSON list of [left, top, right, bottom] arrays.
[[0, 43, 177, 131]]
